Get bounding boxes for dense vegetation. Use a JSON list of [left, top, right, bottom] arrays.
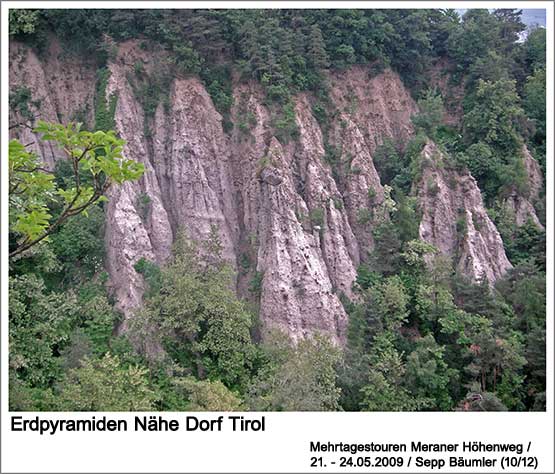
[[9, 8, 546, 411]]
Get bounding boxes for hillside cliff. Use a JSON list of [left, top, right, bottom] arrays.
[[415, 141, 512, 284], [9, 39, 541, 343]]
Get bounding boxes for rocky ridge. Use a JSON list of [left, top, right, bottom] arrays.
[[503, 145, 544, 229], [9, 40, 542, 343], [415, 141, 513, 284]]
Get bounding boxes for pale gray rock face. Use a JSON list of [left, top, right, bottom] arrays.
[[255, 138, 349, 343], [416, 141, 512, 284], [523, 145, 543, 199], [259, 167, 284, 186], [11, 39, 532, 343], [227, 86, 354, 343], [152, 78, 240, 263], [327, 67, 418, 259], [503, 146, 544, 229], [328, 66, 417, 152], [104, 43, 240, 325], [294, 95, 359, 299], [504, 194, 543, 229], [331, 114, 384, 257], [104, 47, 174, 326], [9, 40, 96, 168]]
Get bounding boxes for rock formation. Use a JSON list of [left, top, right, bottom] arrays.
[[415, 141, 512, 284], [503, 145, 544, 229], [9, 39, 531, 342], [8, 40, 96, 167]]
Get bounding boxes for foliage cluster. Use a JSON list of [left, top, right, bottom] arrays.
[[9, 122, 144, 258]]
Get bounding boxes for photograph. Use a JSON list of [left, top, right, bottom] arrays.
[[7, 6, 547, 414]]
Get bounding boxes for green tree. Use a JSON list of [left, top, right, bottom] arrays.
[[493, 9, 525, 49], [405, 335, 457, 410], [368, 221, 402, 275], [49, 206, 106, 286], [369, 275, 410, 333], [336, 343, 368, 411], [372, 139, 402, 186], [439, 307, 526, 409], [497, 263, 546, 406], [467, 50, 509, 85], [502, 218, 546, 266], [522, 27, 546, 72], [9, 122, 144, 257], [412, 254, 456, 335], [172, 42, 204, 75], [384, 10, 434, 90], [456, 142, 499, 200], [9, 9, 41, 35], [57, 353, 157, 411], [359, 333, 428, 411], [523, 67, 546, 150], [412, 88, 444, 138], [9, 371, 57, 411], [463, 79, 524, 153], [248, 332, 341, 411], [132, 233, 255, 390], [348, 274, 409, 353], [307, 24, 330, 69], [9, 274, 79, 388], [171, 377, 243, 411], [447, 10, 503, 73], [428, 9, 461, 57], [400, 239, 437, 272]]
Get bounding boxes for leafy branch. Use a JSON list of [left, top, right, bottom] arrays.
[[9, 121, 144, 258]]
